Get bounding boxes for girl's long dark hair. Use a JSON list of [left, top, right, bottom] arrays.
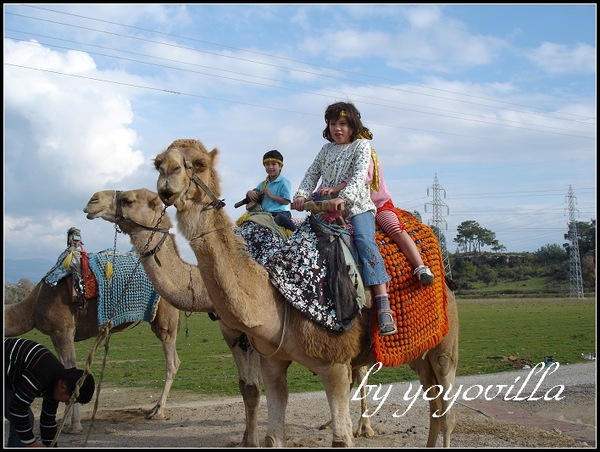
[[322, 102, 366, 143]]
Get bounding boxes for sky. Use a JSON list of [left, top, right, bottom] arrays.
[[3, 4, 596, 283]]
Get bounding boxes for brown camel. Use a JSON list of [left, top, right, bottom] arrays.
[[4, 277, 180, 434], [83, 188, 262, 447], [153, 139, 460, 448]]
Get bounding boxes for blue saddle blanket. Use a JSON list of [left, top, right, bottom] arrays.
[[87, 251, 160, 328]]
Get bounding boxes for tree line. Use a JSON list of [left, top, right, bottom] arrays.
[[4, 219, 596, 303], [443, 219, 596, 293]]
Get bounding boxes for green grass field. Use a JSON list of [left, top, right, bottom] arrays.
[[17, 297, 596, 396]]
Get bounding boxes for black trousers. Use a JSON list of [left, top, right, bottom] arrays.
[[272, 211, 297, 232]]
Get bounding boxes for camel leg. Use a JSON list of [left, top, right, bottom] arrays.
[[146, 301, 181, 420], [352, 365, 375, 438], [408, 286, 459, 448], [318, 365, 375, 439], [410, 357, 441, 447], [435, 351, 457, 448], [409, 341, 458, 448], [320, 363, 354, 447], [219, 324, 261, 447], [238, 375, 261, 447], [430, 292, 460, 448], [261, 356, 291, 447], [50, 331, 83, 434]]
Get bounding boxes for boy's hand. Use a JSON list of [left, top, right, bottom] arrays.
[[246, 189, 260, 201]]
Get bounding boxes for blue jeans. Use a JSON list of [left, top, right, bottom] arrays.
[[5, 389, 34, 447], [350, 211, 390, 287]]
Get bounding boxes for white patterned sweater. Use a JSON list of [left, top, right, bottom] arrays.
[[294, 138, 375, 218]]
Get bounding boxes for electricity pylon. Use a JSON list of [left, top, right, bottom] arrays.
[[425, 174, 452, 280], [564, 185, 584, 298]]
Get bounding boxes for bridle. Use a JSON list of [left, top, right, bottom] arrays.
[[167, 151, 228, 241], [180, 153, 226, 211], [114, 190, 170, 260]]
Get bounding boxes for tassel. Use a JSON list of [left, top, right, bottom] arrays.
[[105, 261, 114, 279], [61, 251, 74, 269]]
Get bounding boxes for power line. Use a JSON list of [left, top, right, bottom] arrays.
[[5, 7, 597, 135]]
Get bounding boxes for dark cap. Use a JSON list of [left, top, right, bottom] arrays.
[[67, 227, 81, 242], [63, 368, 95, 404], [263, 150, 283, 164]]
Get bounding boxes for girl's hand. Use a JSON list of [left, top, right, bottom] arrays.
[[292, 197, 306, 211], [327, 198, 345, 212], [318, 187, 334, 197]]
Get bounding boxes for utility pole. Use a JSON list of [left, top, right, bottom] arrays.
[[564, 185, 584, 298], [425, 173, 452, 280]]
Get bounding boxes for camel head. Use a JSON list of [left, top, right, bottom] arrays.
[[154, 139, 221, 211], [84, 188, 174, 233]]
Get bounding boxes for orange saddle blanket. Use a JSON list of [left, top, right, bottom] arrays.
[[370, 208, 449, 367]]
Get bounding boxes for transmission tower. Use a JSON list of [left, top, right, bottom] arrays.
[[564, 185, 584, 298], [424, 173, 452, 280]]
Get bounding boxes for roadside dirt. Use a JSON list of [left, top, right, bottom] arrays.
[[50, 364, 595, 448], [7, 363, 595, 448]]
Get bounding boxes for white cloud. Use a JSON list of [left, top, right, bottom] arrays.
[[3, 4, 595, 282], [527, 42, 596, 75], [5, 39, 144, 195]]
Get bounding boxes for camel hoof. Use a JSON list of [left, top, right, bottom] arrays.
[[354, 425, 375, 438], [143, 407, 165, 420], [331, 439, 353, 447], [318, 420, 332, 430], [264, 435, 285, 447], [64, 424, 83, 434]]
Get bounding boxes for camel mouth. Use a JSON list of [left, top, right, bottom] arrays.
[[83, 208, 100, 219], [158, 190, 177, 206]]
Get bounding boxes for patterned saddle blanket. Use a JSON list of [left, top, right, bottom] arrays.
[[44, 249, 160, 328], [238, 208, 450, 367], [237, 214, 361, 332]]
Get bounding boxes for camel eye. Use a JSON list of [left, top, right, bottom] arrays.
[[193, 161, 207, 172]]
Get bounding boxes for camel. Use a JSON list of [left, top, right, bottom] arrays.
[[153, 138, 460, 448], [83, 188, 262, 447], [4, 276, 180, 434]]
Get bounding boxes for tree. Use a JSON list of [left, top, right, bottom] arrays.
[[534, 244, 567, 266], [4, 278, 34, 304], [478, 265, 498, 286], [454, 220, 503, 253], [575, 219, 596, 257]]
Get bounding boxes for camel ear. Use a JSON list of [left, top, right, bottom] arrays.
[[153, 155, 163, 170], [209, 147, 219, 165], [149, 195, 164, 210]]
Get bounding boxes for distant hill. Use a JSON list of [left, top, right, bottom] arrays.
[[4, 258, 56, 284]]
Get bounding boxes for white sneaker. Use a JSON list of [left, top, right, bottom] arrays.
[[414, 265, 435, 286]]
